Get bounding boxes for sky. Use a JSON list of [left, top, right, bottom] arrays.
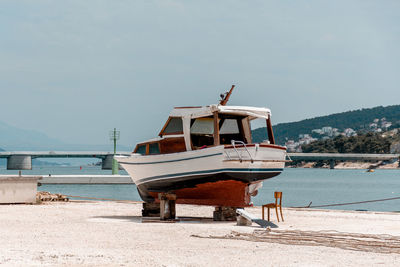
[[0, 0, 399, 147]]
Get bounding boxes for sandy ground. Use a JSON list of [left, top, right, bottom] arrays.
[[1, 201, 400, 266]]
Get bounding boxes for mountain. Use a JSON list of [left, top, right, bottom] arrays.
[[302, 132, 395, 154], [252, 105, 400, 145], [0, 120, 131, 151], [0, 120, 67, 150], [0, 120, 132, 166]]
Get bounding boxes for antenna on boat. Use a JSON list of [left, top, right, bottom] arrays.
[[219, 85, 235, 106]]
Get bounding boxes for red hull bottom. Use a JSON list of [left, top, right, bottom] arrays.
[[148, 180, 251, 207]]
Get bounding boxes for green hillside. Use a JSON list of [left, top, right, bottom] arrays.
[[301, 133, 394, 154], [252, 105, 400, 145]]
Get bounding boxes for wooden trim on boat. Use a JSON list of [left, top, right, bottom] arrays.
[[159, 117, 172, 137], [134, 140, 162, 155], [159, 137, 186, 154], [158, 116, 184, 137], [174, 106, 202, 109], [266, 116, 275, 144], [259, 144, 286, 150], [213, 111, 220, 146], [134, 137, 186, 155], [161, 131, 184, 136]]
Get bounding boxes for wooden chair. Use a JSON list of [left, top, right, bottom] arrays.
[[262, 192, 284, 222]]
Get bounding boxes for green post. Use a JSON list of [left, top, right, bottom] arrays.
[[110, 128, 120, 175]]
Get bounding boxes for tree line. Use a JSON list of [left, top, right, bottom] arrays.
[[301, 133, 394, 154], [252, 104, 400, 145]]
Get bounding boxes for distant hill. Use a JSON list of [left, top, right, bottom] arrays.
[[0, 121, 132, 166], [252, 105, 400, 145], [0, 120, 131, 151], [302, 132, 395, 154], [0, 120, 66, 150]]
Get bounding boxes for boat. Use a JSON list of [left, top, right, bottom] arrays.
[[115, 86, 287, 207]]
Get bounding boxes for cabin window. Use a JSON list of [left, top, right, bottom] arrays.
[[220, 119, 239, 134], [219, 118, 247, 144], [135, 144, 147, 155], [190, 118, 214, 134], [190, 118, 214, 147], [163, 117, 183, 134], [148, 143, 160, 155], [250, 118, 269, 143]]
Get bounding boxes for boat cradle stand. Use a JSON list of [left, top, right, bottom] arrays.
[[141, 195, 239, 221], [142, 193, 176, 220], [213, 206, 239, 221]]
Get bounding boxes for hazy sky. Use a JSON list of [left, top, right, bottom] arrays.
[[1, 0, 399, 147]]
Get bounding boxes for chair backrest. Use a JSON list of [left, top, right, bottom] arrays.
[[274, 191, 282, 206]]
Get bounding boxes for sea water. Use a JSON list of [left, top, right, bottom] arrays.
[[255, 168, 400, 212], [1, 166, 399, 212]]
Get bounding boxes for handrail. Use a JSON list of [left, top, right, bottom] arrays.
[[230, 140, 254, 163], [286, 152, 292, 162], [224, 150, 232, 160]]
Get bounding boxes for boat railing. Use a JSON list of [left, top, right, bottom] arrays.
[[227, 140, 254, 163]]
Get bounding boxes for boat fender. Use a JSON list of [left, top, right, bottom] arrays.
[[250, 190, 258, 197]]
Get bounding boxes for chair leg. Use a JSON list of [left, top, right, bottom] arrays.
[[267, 207, 270, 221], [280, 206, 284, 222], [262, 206, 265, 220], [275, 206, 279, 222]]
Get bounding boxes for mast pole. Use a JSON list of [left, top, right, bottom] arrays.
[[219, 85, 235, 106]]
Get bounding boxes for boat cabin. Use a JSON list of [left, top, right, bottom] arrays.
[[133, 105, 276, 155]]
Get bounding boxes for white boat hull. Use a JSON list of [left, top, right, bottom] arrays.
[[116, 144, 286, 206]]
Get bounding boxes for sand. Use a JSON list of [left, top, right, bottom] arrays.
[[1, 201, 399, 266]]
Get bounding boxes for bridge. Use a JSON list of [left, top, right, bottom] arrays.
[[0, 151, 131, 170], [1, 151, 399, 170], [287, 153, 400, 169]]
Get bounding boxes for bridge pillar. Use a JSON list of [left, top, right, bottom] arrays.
[[102, 155, 122, 171], [329, 160, 335, 169], [7, 155, 32, 170], [102, 155, 113, 170]]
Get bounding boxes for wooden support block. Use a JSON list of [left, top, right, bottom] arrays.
[[213, 206, 238, 221], [159, 193, 176, 220], [142, 202, 160, 217]]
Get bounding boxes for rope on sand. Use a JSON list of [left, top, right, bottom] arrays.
[[60, 194, 400, 209], [291, 196, 400, 209], [64, 195, 142, 203], [192, 229, 400, 254]]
